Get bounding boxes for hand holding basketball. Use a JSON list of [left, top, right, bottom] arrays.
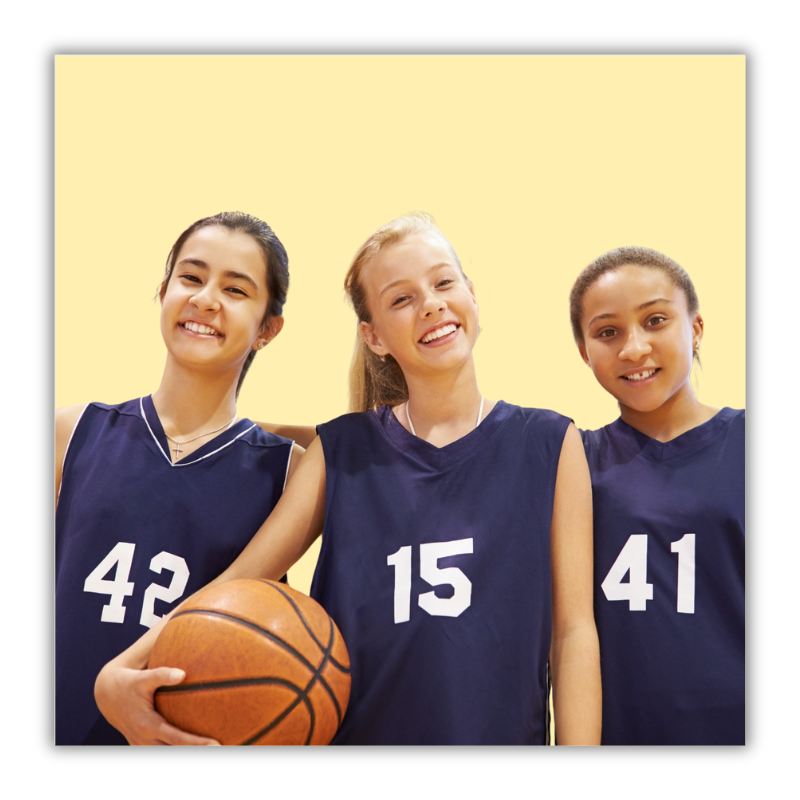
[[94, 661, 221, 746]]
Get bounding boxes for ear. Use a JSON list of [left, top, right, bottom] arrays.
[[577, 341, 591, 366], [359, 320, 389, 357], [253, 316, 284, 351], [692, 314, 704, 351], [466, 277, 478, 306]]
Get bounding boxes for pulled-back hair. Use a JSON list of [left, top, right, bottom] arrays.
[[569, 246, 699, 345], [159, 211, 289, 395], [344, 212, 463, 412]]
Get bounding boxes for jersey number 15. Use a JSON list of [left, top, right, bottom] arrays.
[[387, 538, 473, 624]]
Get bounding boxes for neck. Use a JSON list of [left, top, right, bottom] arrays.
[[619, 383, 718, 442], [401, 359, 487, 445], [152, 358, 240, 437]]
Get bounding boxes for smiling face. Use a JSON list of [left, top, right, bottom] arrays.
[[578, 264, 703, 416], [359, 232, 479, 380], [160, 225, 281, 376]]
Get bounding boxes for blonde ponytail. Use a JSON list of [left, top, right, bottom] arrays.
[[348, 331, 409, 413]]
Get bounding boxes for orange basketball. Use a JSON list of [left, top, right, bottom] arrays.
[[148, 579, 350, 745]]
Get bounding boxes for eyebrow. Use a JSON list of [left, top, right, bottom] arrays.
[[379, 262, 454, 296], [587, 298, 674, 328], [177, 258, 260, 292]]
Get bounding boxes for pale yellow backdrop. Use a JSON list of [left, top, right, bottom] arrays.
[[55, 56, 745, 591]]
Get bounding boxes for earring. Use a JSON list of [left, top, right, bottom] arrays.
[[253, 341, 265, 351]]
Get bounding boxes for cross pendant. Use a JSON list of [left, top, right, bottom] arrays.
[[173, 444, 182, 458]]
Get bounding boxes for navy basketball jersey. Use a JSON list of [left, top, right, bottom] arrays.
[[310, 401, 570, 745], [55, 396, 293, 745], [583, 408, 745, 745]]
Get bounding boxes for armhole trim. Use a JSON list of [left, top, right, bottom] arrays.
[[58, 403, 89, 502], [282, 441, 296, 492]]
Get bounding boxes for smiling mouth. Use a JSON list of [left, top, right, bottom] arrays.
[[181, 321, 222, 337], [621, 368, 659, 382], [420, 323, 459, 344]]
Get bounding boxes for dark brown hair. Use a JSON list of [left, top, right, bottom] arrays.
[[159, 212, 289, 394], [569, 246, 699, 345]]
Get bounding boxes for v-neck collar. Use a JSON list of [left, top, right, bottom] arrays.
[[606, 407, 736, 463], [140, 395, 255, 468], [376, 400, 512, 470]]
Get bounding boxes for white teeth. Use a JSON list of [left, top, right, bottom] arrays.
[[421, 324, 457, 343], [183, 322, 218, 336], [624, 369, 657, 381]]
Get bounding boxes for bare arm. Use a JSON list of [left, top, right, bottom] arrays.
[[549, 423, 601, 745], [254, 420, 318, 450], [95, 436, 328, 745], [55, 404, 87, 508]]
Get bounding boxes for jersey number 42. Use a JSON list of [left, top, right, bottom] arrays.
[[83, 542, 190, 628]]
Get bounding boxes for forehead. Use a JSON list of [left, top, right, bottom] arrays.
[[583, 264, 688, 316], [364, 233, 457, 289], [177, 226, 267, 277]]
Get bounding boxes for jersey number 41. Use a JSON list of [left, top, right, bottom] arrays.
[[601, 533, 695, 613]]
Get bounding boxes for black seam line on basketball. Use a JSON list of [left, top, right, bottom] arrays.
[[169, 607, 343, 706], [255, 584, 343, 726], [169, 607, 341, 731], [156, 676, 309, 694], [239, 680, 316, 746], [262, 581, 342, 728], [170, 608, 322, 675], [153, 677, 316, 746], [258, 580, 351, 674]]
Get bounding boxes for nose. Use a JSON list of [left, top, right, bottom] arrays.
[[420, 289, 446, 318], [189, 282, 221, 313], [618, 327, 652, 361]]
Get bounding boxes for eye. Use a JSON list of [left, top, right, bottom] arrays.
[[226, 286, 248, 297], [436, 278, 454, 289], [391, 295, 411, 307], [596, 328, 616, 339], [179, 273, 202, 284], [646, 315, 667, 327]]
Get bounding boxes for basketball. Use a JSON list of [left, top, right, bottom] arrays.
[[148, 579, 351, 745]]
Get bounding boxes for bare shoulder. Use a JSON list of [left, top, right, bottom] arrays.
[[558, 422, 588, 470], [56, 404, 88, 450], [286, 442, 305, 483], [55, 404, 88, 504], [253, 420, 317, 450]]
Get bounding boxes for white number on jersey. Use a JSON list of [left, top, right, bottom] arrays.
[[83, 541, 136, 623], [139, 552, 191, 628], [387, 538, 473, 624], [601, 534, 653, 611], [602, 533, 697, 614], [83, 543, 191, 625], [386, 545, 412, 624], [670, 533, 696, 614]]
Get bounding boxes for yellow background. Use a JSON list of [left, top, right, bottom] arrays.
[[55, 56, 745, 592]]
